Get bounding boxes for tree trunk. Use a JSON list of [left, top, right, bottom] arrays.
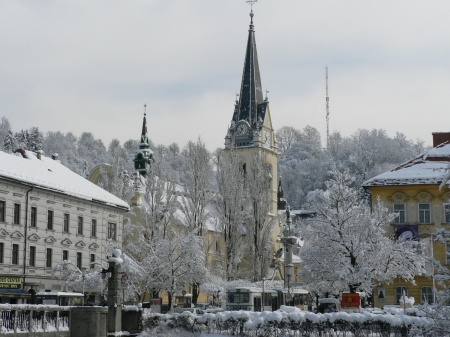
[[192, 283, 200, 305]]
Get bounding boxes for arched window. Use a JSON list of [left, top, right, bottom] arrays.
[[396, 286, 408, 304], [421, 286, 434, 304]]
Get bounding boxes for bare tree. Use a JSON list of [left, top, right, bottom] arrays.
[[246, 152, 277, 281], [215, 148, 250, 280]]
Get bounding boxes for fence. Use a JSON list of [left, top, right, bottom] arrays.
[[0, 304, 70, 335], [143, 310, 434, 337]]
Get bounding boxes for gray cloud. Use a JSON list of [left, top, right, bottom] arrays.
[[1, 0, 450, 150]]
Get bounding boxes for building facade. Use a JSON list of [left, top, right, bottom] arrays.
[[0, 149, 129, 303], [363, 132, 450, 307]]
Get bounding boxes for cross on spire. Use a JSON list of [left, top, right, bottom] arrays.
[[143, 103, 147, 116], [246, 0, 257, 11]]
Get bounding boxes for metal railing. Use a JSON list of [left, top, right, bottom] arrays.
[[0, 304, 70, 334]]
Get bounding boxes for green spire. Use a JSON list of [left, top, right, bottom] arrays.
[[133, 104, 153, 177]]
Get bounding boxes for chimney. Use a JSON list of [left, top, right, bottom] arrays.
[[36, 150, 43, 160], [432, 132, 450, 147], [51, 153, 59, 161]]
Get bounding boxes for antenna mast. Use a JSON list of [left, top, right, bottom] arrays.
[[325, 66, 330, 148]]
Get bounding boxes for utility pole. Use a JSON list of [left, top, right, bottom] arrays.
[[326, 66, 330, 148]]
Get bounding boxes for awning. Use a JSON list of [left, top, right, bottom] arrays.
[[0, 289, 31, 298]]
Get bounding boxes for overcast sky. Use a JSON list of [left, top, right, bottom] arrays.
[[1, 1, 450, 151]]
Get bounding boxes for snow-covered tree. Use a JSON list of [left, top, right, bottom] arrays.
[[28, 127, 43, 152], [275, 126, 301, 155], [299, 171, 426, 294], [16, 129, 29, 149], [127, 228, 208, 310], [413, 228, 450, 336], [246, 152, 277, 282], [3, 130, 18, 153], [43, 131, 80, 173], [215, 148, 249, 280], [178, 137, 213, 236], [0, 117, 12, 151]]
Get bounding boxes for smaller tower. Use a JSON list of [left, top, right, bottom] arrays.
[[133, 104, 154, 178]]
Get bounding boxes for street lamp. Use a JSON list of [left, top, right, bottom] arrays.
[[81, 267, 87, 305], [262, 278, 268, 311]]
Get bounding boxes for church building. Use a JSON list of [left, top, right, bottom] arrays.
[[224, 10, 279, 217]]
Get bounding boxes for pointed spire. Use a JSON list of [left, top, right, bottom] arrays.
[[234, 9, 264, 129], [140, 104, 149, 146]]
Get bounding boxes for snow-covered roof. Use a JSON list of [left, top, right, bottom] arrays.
[[363, 143, 450, 187], [0, 151, 129, 210]]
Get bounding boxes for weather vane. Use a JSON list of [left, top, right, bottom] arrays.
[[265, 90, 269, 100], [246, 0, 257, 11], [143, 103, 147, 116]]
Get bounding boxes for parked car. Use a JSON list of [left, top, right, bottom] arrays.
[[317, 298, 339, 313]]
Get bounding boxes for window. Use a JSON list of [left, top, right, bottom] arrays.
[[445, 204, 450, 223], [90, 254, 95, 269], [108, 222, 116, 240], [215, 241, 220, 253], [91, 219, 97, 237], [78, 216, 83, 235], [63, 250, 68, 261], [227, 292, 250, 303], [47, 210, 54, 230], [30, 207, 37, 227], [12, 244, 19, 265], [0, 201, 4, 222], [63, 214, 70, 232], [446, 243, 450, 265], [46, 248, 52, 268], [394, 204, 405, 224], [13, 203, 20, 224], [419, 204, 431, 224], [421, 286, 434, 304], [0, 243, 4, 263], [396, 286, 408, 304], [29, 246, 36, 266], [77, 252, 82, 269]]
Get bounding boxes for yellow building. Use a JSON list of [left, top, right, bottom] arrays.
[[363, 132, 450, 307]]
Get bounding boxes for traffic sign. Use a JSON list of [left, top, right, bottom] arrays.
[[121, 272, 128, 284]]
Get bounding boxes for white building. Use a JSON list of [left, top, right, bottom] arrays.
[[0, 149, 129, 303]]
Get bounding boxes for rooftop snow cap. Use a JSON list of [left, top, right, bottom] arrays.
[[0, 150, 130, 210]]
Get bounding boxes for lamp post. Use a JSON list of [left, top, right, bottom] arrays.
[[262, 278, 268, 311], [280, 206, 296, 290], [81, 267, 87, 305]]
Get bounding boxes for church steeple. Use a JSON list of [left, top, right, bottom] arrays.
[[133, 104, 153, 178], [232, 10, 264, 129]]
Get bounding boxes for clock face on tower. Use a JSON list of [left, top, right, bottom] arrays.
[[236, 124, 248, 136]]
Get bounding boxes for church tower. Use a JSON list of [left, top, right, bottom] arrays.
[[133, 106, 154, 178], [224, 10, 279, 215]]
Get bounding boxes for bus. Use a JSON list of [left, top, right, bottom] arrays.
[[35, 292, 84, 306], [226, 287, 309, 312]]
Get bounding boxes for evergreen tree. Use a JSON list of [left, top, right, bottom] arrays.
[[28, 127, 43, 152], [3, 130, 18, 153], [0, 117, 12, 151], [16, 129, 29, 149]]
